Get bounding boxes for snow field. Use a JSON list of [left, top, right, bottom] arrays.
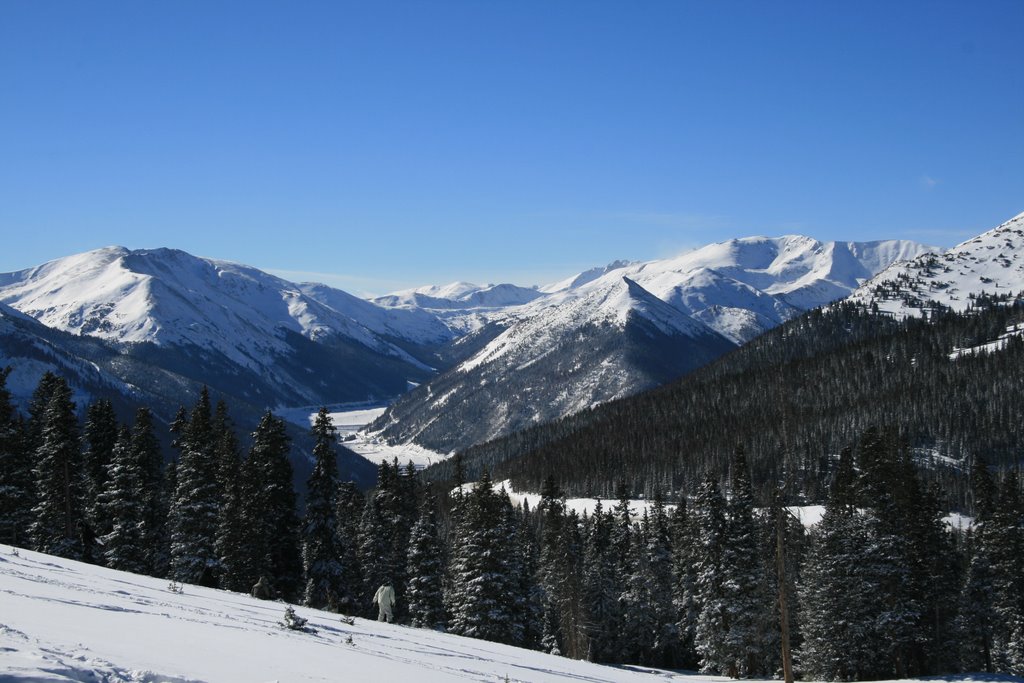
[[0, 545, 726, 683]]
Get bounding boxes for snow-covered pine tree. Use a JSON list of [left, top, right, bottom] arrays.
[[131, 407, 167, 576], [302, 407, 346, 611], [405, 488, 446, 630], [670, 498, 700, 669], [538, 475, 567, 655], [335, 480, 365, 613], [359, 460, 410, 617], [244, 411, 302, 601], [0, 367, 33, 548], [693, 476, 729, 674], [619, 511, 656, 665], [168, 387, 222, 586], [99, 426, 147, 573], [30, 376, 86, 560], [987, 471, 1024, 674], [957, 537, 995, 673], [798, 447, 877, 681], [645, 492, 678, 667], [580, 500, 619, 663], [720, 448, 771, 678], [81, 398, 119, 557], [447, 472, 520, 645], [213, 401, 248, 591]]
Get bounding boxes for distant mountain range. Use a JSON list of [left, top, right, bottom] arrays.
[[0, 231, 937, 464], [367, 235, 932, 452]]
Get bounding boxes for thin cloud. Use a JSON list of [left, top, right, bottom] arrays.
[[920, 175, 941, 191]]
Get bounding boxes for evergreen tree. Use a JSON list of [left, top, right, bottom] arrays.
[[30, 377, 86, 559], [987, 472, 1024, 674], [131, 407, 166, 576], [447, 473, 521, 645], [245, 412, 302, 600], [720, 448, 771, 677], [670, 498, 700, 668], [81, 398, 119, 552], [645, 492, 678, 667], [99, 426, 147, 573], [693, 477, 729, 674], [538, 475, 567, 655], [405, 488, 446, 629], [0, 367, 33, 547], [580, 500, 619, 662], [335, 480, 365, 613], [168, 387, 222, 586], [302, 408, 345, 610], [798, 447, 879, 681]]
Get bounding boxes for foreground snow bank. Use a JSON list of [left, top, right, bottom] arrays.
[[1, 545, 1013, 683], [0, 545, 694, 682]]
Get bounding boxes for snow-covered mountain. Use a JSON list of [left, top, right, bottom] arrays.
[[849, 211, 1024, 317], [0, 247, 446, 409], [372, 281, 543, 333], [369, 235, 932, 453]]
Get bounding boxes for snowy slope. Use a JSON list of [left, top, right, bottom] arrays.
[[297, 281, 454, 346], [0, 247, 431, 370], [0, 545, 704, 683], [372, 281, 544, 334], [849, 211, 1024, 317]]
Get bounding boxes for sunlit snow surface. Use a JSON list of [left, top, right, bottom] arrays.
[[0, 545, 1006, 683], [278, 404, 449, 469], [0, 545, 703, 683]]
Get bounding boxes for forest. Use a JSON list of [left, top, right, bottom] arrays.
[[0, 365, 1022, 679], [433, 297, 1024, 505]]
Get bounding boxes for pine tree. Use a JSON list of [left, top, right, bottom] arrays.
[[245, 411, 302, 600], [168, 387, 222, 586], [131, 407, 166, 576], [81, 399, 119, 552], [447, 473, 520, 645], [987, 472, 1024, 674], [302, 407, 345, 610], [405, 488, 446, 630], [645, 492, 678, 667], [30, 377, 86, 560], [720, 448, 771, 677], [693, 476, 729, 674], [335, 480, 365, 613], [538, 475, 567, 655], [0, 367, 33, 547], [580, 500, 619, 662], [798, 447, 878, 681], [670, 498, 700, 668], [99, 426, 147, 573]]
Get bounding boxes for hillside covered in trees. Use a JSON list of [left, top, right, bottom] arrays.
[[428, 298, 1024, 503]]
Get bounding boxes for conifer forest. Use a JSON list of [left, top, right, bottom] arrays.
[[1, 300, 1023, 680]]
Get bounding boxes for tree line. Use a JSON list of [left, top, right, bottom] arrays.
[[435, 299, 1024, 505], [1, 366, 1021, 678]]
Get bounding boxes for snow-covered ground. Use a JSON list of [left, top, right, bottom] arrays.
[[0, 545, 716, 683], [0, 545, 1009, 683], [281, 405, 450, 469]]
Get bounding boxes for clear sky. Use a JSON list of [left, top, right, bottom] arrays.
[[1, 1, 1022, 296]]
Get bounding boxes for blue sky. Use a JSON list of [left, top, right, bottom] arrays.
[[1, 1, 1022, 295]]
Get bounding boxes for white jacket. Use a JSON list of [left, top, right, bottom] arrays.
[[373, 584, 396, 610]]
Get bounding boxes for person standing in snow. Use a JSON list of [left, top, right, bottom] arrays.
[[373, 583, 396, 623]]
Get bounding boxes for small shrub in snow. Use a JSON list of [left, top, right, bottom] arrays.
[[280, 606, 317, 633]]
